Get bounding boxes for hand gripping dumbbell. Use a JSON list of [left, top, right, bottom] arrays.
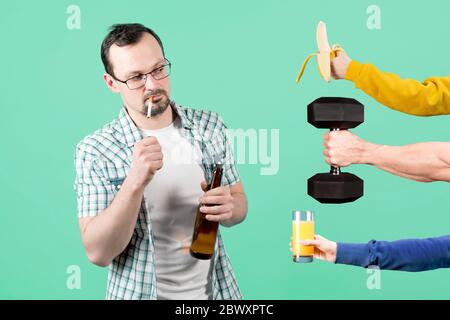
[[307, 97, 364, 204]]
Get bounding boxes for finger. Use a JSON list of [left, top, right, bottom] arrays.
[[146, 152, 163, 161], [329, 130, 339, 138], [300, 240, 321, 247], [200, 204, 233, 215], [142, 144, 162, 153], [205, 212, 232, 222], [205, 186, 230, 197], [336, 50, 346, 58], [200, 181, 208, 192], [153, 160, 163, 171], [142, 136, 159, 146], [313, 248, 325, 260], [315, 234, 326, 241], [200, 195, 231, 206]]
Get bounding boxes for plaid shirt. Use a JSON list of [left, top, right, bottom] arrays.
[[74, 102, 242, 300]]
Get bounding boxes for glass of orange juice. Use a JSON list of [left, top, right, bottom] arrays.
[[292, 210, 315, 263]]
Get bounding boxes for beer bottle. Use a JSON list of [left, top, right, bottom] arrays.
[[190, 164, 223, 259]]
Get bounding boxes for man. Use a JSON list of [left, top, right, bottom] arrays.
[[74, 23, 247, 300], [323, 50, 450, 182]]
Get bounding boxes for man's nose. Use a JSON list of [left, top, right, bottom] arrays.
[[144, 74, 158, 90]]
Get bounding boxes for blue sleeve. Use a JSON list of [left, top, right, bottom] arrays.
[[335, 235, 450, 272]]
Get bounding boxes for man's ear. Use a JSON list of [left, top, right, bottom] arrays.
[[104, 73, 120, 93]]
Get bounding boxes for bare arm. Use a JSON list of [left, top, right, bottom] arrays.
[[223, 182, 247, 227], [324, 130, 450, 182], [78, 137, 163, 267], [78, 180, 145, 267], [364, 142, 450, 182]]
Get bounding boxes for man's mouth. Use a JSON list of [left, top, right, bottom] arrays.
[[152, 94, 163, 102], [145, 94, 163, 104]]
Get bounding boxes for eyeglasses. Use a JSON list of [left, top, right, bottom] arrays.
[[113, 59, 171, 90]]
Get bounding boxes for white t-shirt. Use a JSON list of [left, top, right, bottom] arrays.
[[139, 117, 213, 300]]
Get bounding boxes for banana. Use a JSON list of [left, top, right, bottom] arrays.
[[296, 21, 344, 84]]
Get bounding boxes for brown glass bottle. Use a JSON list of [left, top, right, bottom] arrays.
[[190, 164, 223, 260]]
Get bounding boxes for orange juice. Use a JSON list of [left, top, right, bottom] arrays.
[[292, 210, 315, 263]]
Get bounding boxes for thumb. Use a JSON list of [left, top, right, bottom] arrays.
[[200, 181, 208, 192], [314, 234, 328, 242]]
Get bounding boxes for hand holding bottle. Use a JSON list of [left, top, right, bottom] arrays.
[[199, 181, 234, 223]]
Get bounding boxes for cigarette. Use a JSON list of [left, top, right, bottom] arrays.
[[146, 96, 153, 118]]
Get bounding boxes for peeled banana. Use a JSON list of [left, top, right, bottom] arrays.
[[296, 21, 344, 84]]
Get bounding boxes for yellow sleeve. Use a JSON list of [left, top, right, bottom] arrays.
[[345, 60, 450, 116]]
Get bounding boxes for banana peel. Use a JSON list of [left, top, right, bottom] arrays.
[[296, 21, 344, 84]]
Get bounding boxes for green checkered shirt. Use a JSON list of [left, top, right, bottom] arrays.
[[74, 102, 242, 300]]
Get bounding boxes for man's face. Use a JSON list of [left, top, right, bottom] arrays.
[[105, 33, 171, 117]]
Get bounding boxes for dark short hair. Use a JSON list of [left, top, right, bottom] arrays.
[[100, 23, 165, 77]]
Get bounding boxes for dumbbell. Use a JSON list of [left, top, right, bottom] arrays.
[[307, 97, 364, 204]]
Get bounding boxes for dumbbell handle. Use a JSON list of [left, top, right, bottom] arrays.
[[330, 128, 341, 175]]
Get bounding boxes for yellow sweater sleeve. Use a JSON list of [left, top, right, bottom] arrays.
[[345, 60, 450, 116]]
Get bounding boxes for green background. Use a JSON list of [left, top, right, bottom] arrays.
[[1, 0, 449, 299]]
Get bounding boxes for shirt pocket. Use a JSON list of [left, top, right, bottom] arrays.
[[102, 161, 128, 190]]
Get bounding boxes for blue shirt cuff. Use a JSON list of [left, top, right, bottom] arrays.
[[335, 242, 369, 268]]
